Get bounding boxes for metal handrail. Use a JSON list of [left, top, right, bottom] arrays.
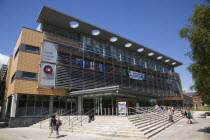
[[61, 109, 83, 126], [61, 109, 74, 116], [39, 109, 72, 128], [70, 108, 95, 132], [40, 112, 58, 128], [35, 110, 50, 117]]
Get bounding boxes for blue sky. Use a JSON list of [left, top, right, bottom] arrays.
[[0, 0, 208, 92]]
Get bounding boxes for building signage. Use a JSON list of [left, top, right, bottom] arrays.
[[42, 41, 58, 64], [39, 63, 56, 87], [128, 70, 145, 80], [118, 102, 126, 115]]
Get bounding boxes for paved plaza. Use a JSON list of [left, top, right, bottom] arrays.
[[0, 112, 209, 140]]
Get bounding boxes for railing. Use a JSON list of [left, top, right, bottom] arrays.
[[70, 108, 95, 132], [39, 109, 71, 128], [128, 106, 182, 130], [61, 109, 83, 126]]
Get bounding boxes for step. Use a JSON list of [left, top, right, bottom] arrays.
[[145, 118, 182, 138], [77, 127, 141, 132], [73, 130, 147, 139]]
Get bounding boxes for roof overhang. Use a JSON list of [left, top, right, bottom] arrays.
[[37, 6, 182, 67], [68, 85, 160, 99]]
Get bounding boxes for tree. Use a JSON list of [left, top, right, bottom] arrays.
[[179, 3, 210, 105]]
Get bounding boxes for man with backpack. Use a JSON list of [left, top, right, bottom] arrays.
[[48, 115, 57, 138], [55, 116, 62, 138]]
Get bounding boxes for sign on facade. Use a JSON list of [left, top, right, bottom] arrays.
[[118, 102, 126, 116], [39, 63, 56, 87], [42, 41, 58, 64]]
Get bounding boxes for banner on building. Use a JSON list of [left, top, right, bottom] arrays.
[[118, 102, 126, 115], [42, 41, 58, 64], [128, 70, 140, 80], [39, 63, 56, 87]]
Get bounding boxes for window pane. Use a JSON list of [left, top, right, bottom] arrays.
[[42, 101, 49, 115], [17, 100, 27, 116], [26, 100, 35, 116], [22, 72, 36, 79], [26, 45, 39, 53], [34, 101, 42, 115]]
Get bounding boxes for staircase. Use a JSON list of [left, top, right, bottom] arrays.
[[128, 110, 182, 138], [74, 116, 147, 139], [30, 108, 183, 139]]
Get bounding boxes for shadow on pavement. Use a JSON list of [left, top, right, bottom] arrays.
[[198, 114, 206, 118], [198, 127, 210, 134], [58, 135, 67, 138]]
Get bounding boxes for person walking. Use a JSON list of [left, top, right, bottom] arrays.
[[184, 108, 188, 118], [55, 116, 62, 138], [187, 109, 193, 124], [171, 106, 174, 114], [48, 115, 57, 138], [155, 104, 159, 111], [168, 107, 173, 122], [88, 112, 95, 123]]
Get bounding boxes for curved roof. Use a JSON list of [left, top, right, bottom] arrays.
[[37, 6, 182, 67]]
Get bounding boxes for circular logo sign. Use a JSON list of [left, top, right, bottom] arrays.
[[63, 57, 69, 64], [43, 65, 53, 74]]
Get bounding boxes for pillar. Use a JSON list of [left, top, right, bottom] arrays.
[[2, 99, 8, 118], [10, 94, 18, 117], [78, 96, 83, 115], [49, 96, 54, 114]]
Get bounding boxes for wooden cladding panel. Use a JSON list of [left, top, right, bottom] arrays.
[[17, 51, 40, 73], [37, 88, 67, 96], [14, 79, 38, 94], [21, 28, 42, 47], [14, 79, 67, 96]]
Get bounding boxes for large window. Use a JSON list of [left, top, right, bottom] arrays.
[[25, 45, 39, 53], [21, 72, 37, 80], [18, 43, 40, 54]]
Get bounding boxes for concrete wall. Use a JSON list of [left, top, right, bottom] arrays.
[[9, 116, 46, 128]]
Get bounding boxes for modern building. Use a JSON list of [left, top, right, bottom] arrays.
[[183, 91, 203, 109], [2, 6, 183, 120]]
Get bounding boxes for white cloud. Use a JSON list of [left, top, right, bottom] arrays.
[[0, 53, 9, 68], [183, 87, 196, 93], [183, 88, 191, 93]]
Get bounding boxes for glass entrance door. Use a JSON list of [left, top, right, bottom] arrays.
[[83, 99, 94, 113], [66, 98, 77, 114]]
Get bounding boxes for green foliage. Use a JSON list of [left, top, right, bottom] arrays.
[[179, 4, 210, 105]]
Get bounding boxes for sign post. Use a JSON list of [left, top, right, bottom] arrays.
[[118, 102, 126, 117]]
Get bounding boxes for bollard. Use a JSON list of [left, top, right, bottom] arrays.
[[105, 108, 106, 116], [108, 108, 110, 116]]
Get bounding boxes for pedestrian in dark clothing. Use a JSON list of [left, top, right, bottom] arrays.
[[48, 115, 57, 138], [88, 112, 95, 123]]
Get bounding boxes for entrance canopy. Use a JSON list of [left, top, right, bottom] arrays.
[[68, 85, 159, 98]]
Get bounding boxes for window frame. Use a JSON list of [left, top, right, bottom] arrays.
[[21, 71, 37, 80]]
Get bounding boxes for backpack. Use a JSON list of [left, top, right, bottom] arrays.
[[56, 120, 62, 126]]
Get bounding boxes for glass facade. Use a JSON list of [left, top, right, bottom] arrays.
[[82, 92, 155, 114], [16, 94, 77, 116], [42, 23, 181, 98]]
